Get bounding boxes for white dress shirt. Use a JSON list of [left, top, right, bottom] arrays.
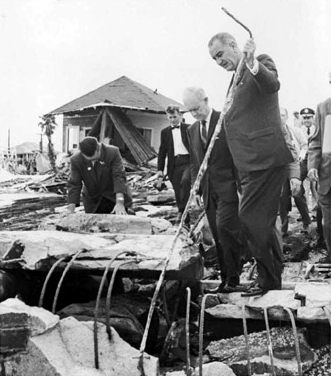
[[172, 124, 189, 156]]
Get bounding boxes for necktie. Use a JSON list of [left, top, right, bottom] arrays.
[[307, 128, 310, 136], [201, 120, 207, 146]]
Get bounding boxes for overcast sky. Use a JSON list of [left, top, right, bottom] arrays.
[[1, 0, 330, 150]]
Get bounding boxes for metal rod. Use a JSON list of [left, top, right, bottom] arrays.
[[94, 250, 134, 369], [283, 307, 302, 376], [38, 256, 67, 307], [221, 7, 253, 38], [185, 287, 192, 375], [51, 250, 85, 313], [242, 304, 251, 376], [199, 293, 216, 376], [105, 260, 138, 340], [263, 307, 276, 376]]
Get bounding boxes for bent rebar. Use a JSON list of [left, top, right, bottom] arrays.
[[263, 307, 276, 376], [242, 304, 251, 376], [283, 307, 302, 376], [38, 256, 67, 307], [94, 250, 134, 369], [105, 259, 138, 340], [52, 250, 85, 313]]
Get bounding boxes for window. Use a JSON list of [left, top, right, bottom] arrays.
[[138, 128, 152, 146]]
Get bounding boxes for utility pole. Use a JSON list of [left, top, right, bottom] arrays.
[[7, 128, 10, 153]]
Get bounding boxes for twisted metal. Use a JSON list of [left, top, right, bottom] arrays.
[[51, 250, 86, 313], [38, 256, 67, 307], [263, 307, 276, 376], [283, 307, 303, 376], [105, 259, 138, 340], [185, 287, 193, 376], [241, 304, 251, 376], [198, 293, 216, 376], [94, 250, 135, 369]]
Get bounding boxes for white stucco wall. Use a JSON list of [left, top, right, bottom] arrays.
[[127, 111, 168, 152]]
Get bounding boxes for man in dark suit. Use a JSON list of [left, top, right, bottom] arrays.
[[208, 33, 293, 296], [183, 87, 248, 292], [67, 136, 131, 214], [157, 105, 191, 224], [308, 71, 331, 263]]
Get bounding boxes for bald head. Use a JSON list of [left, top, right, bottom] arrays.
[[182, 87, 211, 121]]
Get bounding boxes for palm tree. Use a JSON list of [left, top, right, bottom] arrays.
[[38, 114, 57, 173]]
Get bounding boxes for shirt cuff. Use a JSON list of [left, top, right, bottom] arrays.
[[246, 58, 259, 75]]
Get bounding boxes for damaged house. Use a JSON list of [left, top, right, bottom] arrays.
[[47, 75, 184, 165]]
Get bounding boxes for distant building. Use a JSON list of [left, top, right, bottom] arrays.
[[46, 76, 185, 165]]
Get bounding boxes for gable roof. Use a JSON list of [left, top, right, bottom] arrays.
[[48, 76, 184, 115]]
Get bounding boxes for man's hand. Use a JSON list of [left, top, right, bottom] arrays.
[[192, 194, 203, 208], [290, 178, 301, 197], [243, 38, 256, 68], [308, 168, 319, 182], [111, 202, 127, 215], [66, 203, 75, 214]]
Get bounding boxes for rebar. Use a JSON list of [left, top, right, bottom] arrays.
[[51, 250, 85, 313], [263, 307, 276, 376], [241, 304, 251, 376], [198, 293, 216, 376], [283, 307, 303, 375], [185, 287, 192, 375], [38, 256, 67, 307], [105, 259, 138, 340], [94, 250, 134, 369]]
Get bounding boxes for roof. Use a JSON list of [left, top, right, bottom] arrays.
[[12, 142, 40, 155], [48, 76, 184, 115]]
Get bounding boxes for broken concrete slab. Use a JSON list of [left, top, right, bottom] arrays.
[[1, 315, 159, 376], [0, 230, 202, 280], [294, 282, 331, 308], [206, 290, 301, 322], [40, 212, 173, 234], [0, 298, 59, 336], [206, 326, 316, 376], [165, 361, 236, 375]]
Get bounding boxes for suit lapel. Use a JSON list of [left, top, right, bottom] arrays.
[[206, 110, 220, 145]]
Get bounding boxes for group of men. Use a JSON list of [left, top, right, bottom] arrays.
[[66, 31, 331, 297]]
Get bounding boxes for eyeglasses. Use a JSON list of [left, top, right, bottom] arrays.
[[302, 116, 313, 120]]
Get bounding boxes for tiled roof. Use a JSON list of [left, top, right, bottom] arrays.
[[48, 76, 184, 115]]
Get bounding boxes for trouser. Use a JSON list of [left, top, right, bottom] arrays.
[[205, 190, 248, 286], [170, 156, 191, 214], [238, 166, 287, 291], [318, 188, 331, 255]]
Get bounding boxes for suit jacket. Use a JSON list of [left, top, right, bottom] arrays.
[[187, 110, 238, 208], [308, 98, 331, 195], [224, 54, 293, 172], [67, 144, 129, 213], [157, 123, 190, 180]]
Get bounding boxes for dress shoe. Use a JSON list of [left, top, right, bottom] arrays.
[[317, 256, 331, 264], [241, 284, 268, 297]]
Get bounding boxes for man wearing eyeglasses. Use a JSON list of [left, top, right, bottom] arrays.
[[308, 72, 331, 263], [183, 87, 248, 293], [157, 105, 191, 225]]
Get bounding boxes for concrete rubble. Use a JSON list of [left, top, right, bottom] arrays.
[[0, 298, 159, 376], [206, 326, 317, 375]]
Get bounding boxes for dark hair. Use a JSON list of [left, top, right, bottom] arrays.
[[166, 105, 180, 114], [79, 137, 98, 157]]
